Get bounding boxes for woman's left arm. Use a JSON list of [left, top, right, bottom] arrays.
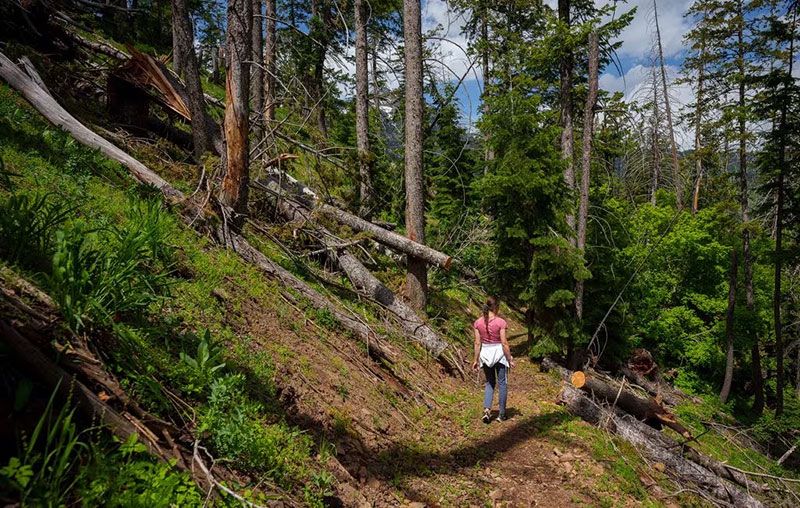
[[500, 327, 515, 367]]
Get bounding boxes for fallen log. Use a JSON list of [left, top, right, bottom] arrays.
[[255, 174, 457, 272], [571, 369, 692, 438], [0, 52, 406, 373], [252, 178, 465, 377], [559, 385, 766, 508]]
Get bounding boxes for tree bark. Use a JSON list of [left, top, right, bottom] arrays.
[[250, 0, 264, 141], [574, 31, 599, 325], [172, 19, 183, 78], [653, 0, 683, 209], [720, 248, 738, 404], [354, 0, 373, 218], [219, 0, 252, 220], [403, 0, 427, 312], [558, 0, 575, 235], [263, 0, 277, 156], [171, 0, 210, 161]]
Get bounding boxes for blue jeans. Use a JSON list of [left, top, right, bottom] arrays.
[[483, 364, 508, 417]]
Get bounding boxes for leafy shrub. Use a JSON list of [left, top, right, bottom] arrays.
[[0, 386, 86, 506], [201, 374, 313, 486], [78, 434, 203, 507], [0, 192, 72, 271], [179, 329, 226, 395]]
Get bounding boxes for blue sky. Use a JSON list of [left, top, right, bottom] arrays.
[[418, 0, 695, 129]]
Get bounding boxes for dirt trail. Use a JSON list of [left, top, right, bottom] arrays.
[[362, 327, 636, 507]]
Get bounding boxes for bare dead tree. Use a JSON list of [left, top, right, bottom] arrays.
[[354, 0, 373, 218], [403, 0, 427, 311], [219, 0, 252, 221], [653, 0, 683, 209], [574, 31, 599, 330]]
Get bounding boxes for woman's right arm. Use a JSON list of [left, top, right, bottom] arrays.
[[472, 328, 481, 371]]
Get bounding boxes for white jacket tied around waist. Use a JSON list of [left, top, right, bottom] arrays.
[[480, 343, 509, 368]]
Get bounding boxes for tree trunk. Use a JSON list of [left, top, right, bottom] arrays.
[[653, 0, 682, 209], [651, 67, 661, 206], [558, 0, 575, 235], [720, 248, 738, 403], [310, 0, 329, 139], [403, 0, 427, 312], [735, 3, 763, 416], [574, 31, 599, 326], [250, 0, 264, 141], [773, 5, 796, 416], [354, 0, 373, 218], [171, 0, 210, 162], [172, 19, 183, 78], [219, 0, 252, 220], [319, 201, 453, 270], [692, 35, 706, 214], [263, 0, 276, 156]]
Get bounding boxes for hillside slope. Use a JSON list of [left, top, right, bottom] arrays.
[[1, 40, 798, 507]]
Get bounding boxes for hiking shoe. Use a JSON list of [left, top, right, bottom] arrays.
[[496, 414, 507, 422], [482, 409, 491, 424]]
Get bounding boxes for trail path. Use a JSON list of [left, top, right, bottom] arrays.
[[369, 325, 651, 507]]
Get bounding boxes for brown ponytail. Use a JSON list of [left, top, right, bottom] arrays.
[[483, 296, 499, 338]]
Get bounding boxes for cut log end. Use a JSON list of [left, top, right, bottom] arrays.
[[571, 371, 586, 389]]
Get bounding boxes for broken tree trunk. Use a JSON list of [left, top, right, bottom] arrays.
[[252, 178, 464, 376], [559, 385, 765, 507], [571, 369, 692, 438]]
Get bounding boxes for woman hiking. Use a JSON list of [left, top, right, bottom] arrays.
[[471, 296, 515, 423]]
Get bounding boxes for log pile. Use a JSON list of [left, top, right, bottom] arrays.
[[543, 358, 774, 507]]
